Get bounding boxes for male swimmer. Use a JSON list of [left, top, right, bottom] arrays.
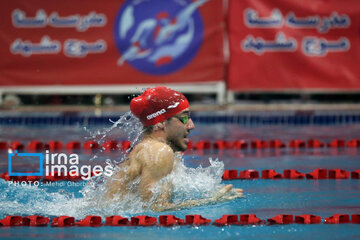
[[105, 87, 243, 211]]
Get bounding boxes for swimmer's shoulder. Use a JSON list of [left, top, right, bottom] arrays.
[[132, 139, 174, 167], [134, 139, 173, 153], [150, 140, 173, 154]]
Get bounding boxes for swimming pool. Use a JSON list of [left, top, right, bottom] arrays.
[[0, 110, 359, 239]]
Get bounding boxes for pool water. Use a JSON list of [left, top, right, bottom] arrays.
[[0, 113, 359, 239]]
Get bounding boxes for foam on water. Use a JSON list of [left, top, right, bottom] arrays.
[[0, 111, 229, 219], [167, 155, 224, 203]]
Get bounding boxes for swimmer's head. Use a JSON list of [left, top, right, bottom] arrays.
[[130, 86, 189, 127]]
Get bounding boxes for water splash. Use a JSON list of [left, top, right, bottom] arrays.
[[167, 155, 225, 203], [0, 111, 231, 219], [78, 154, 227, 217], [0, 180, 88, 218], [0, 156, 227, 219], [84, 111, 143, 160]]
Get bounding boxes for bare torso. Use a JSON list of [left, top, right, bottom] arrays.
[[104, 138, 243, 211], [104, 138, 174, 205]]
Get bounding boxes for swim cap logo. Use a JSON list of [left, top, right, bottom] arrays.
[[114, 0, 208, 75], [168, 102, 180, 109], [147, 109, 166, 120]]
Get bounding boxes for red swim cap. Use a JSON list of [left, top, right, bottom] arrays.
[[130, 87, 189, 127]]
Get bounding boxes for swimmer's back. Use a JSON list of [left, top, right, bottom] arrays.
[[104, 139, 174, 200], [128, 139, 174, 180]]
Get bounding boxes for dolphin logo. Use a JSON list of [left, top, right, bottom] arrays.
[[114, 0, 207, 75]]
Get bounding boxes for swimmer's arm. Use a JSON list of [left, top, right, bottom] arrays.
[[104, 159, 141, 200], [152, 198, 217, 212], [151, 185, 244, 212], [104, 168, 125, 200]]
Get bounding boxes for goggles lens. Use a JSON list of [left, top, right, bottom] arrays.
[[178, 115, 189, 124]]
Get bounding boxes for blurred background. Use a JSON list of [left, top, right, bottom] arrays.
[[0, 0, 359, 110]]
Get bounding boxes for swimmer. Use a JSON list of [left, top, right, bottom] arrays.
[[105, 87, 243, 211]]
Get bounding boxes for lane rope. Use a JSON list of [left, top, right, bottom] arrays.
[[1, 169, 359, 182], [1, 138, 360, 153], [0, 214, 359, 227], [222, 169, 360, 180]]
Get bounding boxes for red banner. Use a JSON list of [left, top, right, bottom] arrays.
[[227, 0, 360, 91], [0, 0, 223, 86]]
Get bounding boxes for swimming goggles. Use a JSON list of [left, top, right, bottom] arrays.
[[174, 115, 190, 124]]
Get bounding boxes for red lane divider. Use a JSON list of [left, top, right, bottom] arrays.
[[66, 141, 81, 151], [325, 214, 350, 224], [0, 141, 8, 150], [328, 169, 350, 179], [2, 169, 360, 182], [3, 140, 133, 153], [284, 169, 305, 179], [1, 214, 360, 227], [289, 139, 306, 148], [251, 140, 268, 149], [187, 141, 193, 149], [306, 169, 327, 179], [22, 215, 49, 227], [76, 215, 102, 227], [83, 140, 100, 151], [194, 140, 211, 150], [9, 141, 24, 151], [295, 214, 321, 224], [347, 139, 360, 148], [185, 215, 211, 225], [0, 216, 22, 226], [47, 141, 63, 151], [352, 214, 360, 224], [213, 215, 239, 226], [232, 140, 248, 149], [239, 214, 265, 225], [105, 216, 129, 226], [222, 169, 238, 180], [220, 169, 360, 181], [239, 170, 259, 179], [120, 140, 132, 151], [213, 140, 231, 150], [352, 170, 360, 179], [269, 139, 286, 148], [307, 139, 325, 148], [102, 140, 118, 152], [130, 215, 157, 226], [328, 139, 345, 148], [159, 215, 185, 226], [268, 214, 294, 224], [262, 169, 283, 179], [51, 216, 75, 227], [1, 138, 360, 153], [28, 140, 44, 152]]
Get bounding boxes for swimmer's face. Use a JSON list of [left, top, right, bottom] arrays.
[[165, 108, 195, 152]]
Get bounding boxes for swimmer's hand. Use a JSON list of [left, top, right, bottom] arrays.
[[151, 184, 243, 212], [213, 184, 243, 201]]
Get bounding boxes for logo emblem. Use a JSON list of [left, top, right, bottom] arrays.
[[8, 150, 43, 176], [114, 0, 208, 75]]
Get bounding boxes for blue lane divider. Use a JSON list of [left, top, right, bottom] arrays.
[[1, 113, 360, 126]]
